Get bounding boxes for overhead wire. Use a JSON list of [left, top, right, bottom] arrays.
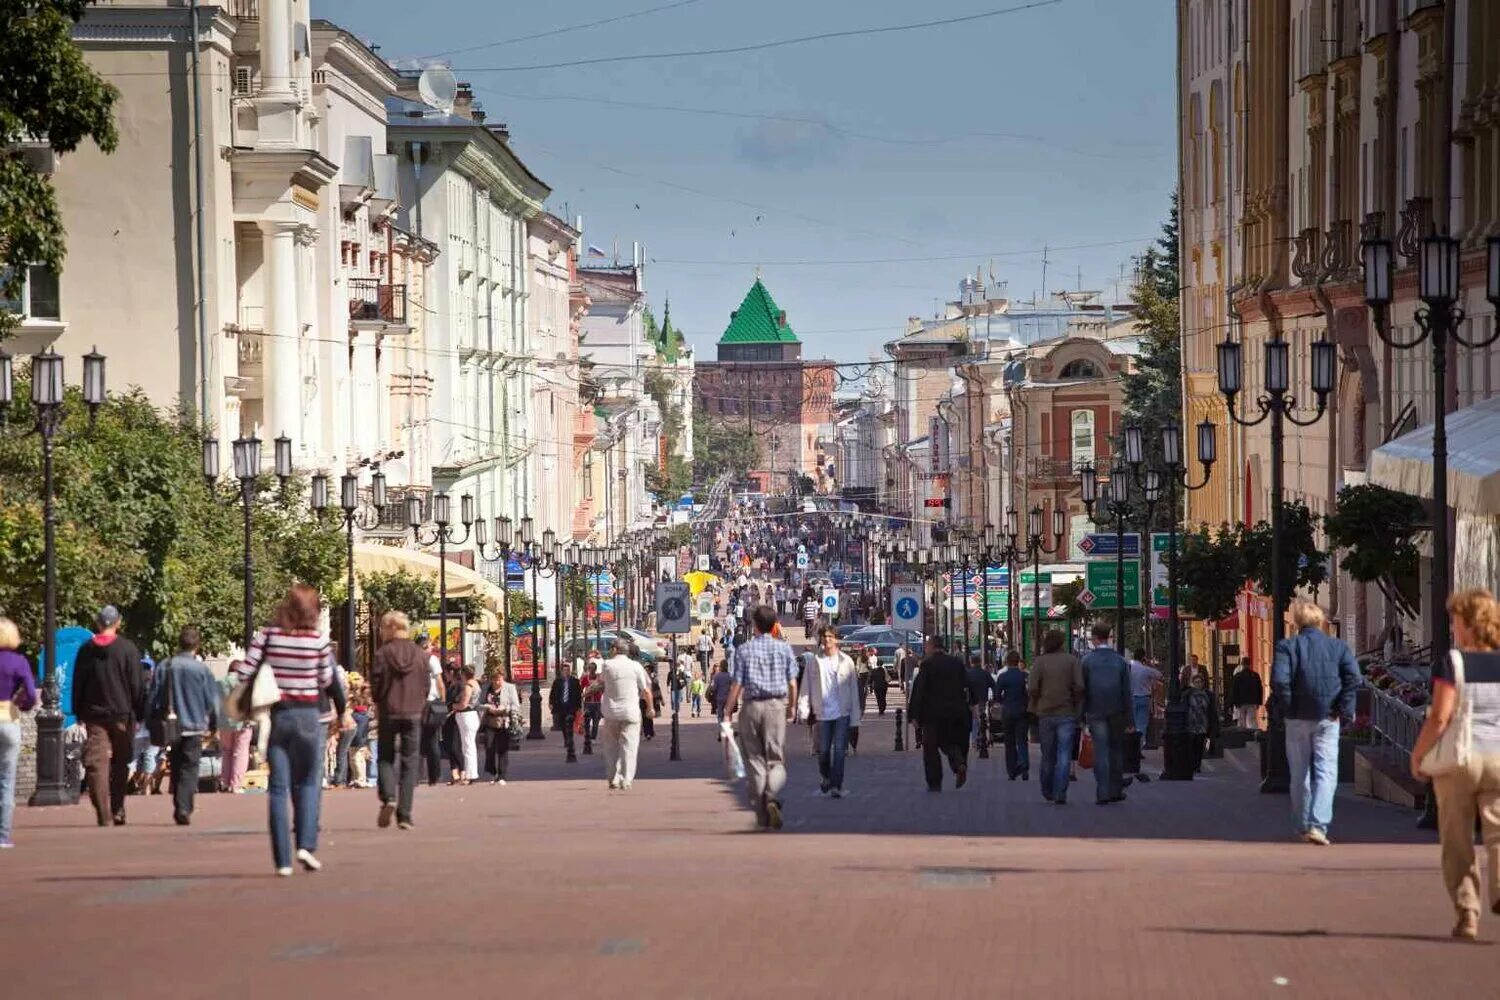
[[420, 0, 712, 59]]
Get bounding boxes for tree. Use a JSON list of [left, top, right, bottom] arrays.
[[1240, 500, 1328, 604], [692, 407, 758, 480], [359, 568, 437, 623], [0, 378, 345, 657], [1324, 483, 1422, 612], [1121, 193, 1183, 472], [1, 2, 119, 335], [1176, 523, 1247, 622]]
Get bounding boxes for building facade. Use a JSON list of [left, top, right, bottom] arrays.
[[1178, 0, 1500, 667]]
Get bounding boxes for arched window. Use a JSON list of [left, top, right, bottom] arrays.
[[1059, 358, 1099, 380], [1071, 409, 1096, 467]]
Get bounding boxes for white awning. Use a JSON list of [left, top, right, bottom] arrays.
[[1368, 395, 1500, 515], [352, 543, 506, 624]]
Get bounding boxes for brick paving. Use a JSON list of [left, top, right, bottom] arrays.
[[2, 629, 1494, 998]]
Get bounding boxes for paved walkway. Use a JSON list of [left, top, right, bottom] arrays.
[[2, 699, 1491, 997]]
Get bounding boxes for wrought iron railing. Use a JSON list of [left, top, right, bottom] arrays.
[[349, 279, 407, 325], [1368, 683, 1424, 754]]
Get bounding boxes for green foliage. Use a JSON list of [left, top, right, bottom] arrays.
[[692, 406, 757, 480], [506, 589, 538, 632], [1176, 523, 1246, 622], [1241, 500, 1328, 603], [0, 378, 344, 658], [0, 1, 119, 334], [658, 524, 693, 552], [1121, 193, 1183, 476], [359, 568, 436, 622], [1324, 484, 1425, 584], [645, 453, 692, 500]]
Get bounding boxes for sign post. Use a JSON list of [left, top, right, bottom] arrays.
[[821, 588, 840, 621], [890, 583, 923, 630], [1081, 560, 1142, 609]]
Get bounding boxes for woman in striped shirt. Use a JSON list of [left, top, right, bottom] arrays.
[[234, 583, 344, 877]]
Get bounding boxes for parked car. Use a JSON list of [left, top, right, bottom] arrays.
[[835, 624, 866, 642], [616, 626, 667, 663], [562, 632, 658, 665], [844, 626, 925, 668]]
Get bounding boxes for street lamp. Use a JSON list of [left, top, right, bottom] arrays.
[[1124, 420, 1216, 781], [310, 467, 385, 672], [1080, 462, 1156, 655], [475, 512, 520, 696], [409, 490, 473, 678], [1, 348, 106, 806], [1218, 323, 1334, 792], [1362, 231, 1500, 660], [1019, 505, 1065, 658], [203, 431, 293, 651]]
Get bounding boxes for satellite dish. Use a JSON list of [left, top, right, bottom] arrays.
[[417, 65, 457, 114]]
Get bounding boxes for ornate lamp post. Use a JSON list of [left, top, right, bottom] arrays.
[[1, 348, 106, 806], [1361, 232, 1500, 658], [524, 519, 556, 741], [408, 490, 474, 677], [474, 513, 518, 686], [203, 430, 293, 649], [1217, 327, 1335, 792], [1123, 420, 1216, 781], [1019, 505, 1065, 658], [310, 468, 384, 671], [1080, 462, 1163, 654]]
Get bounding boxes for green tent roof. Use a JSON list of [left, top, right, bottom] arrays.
[[719, 278, 799, 344]]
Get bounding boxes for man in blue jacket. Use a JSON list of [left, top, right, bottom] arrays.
[[1271, 600, 1362, 845], [147, 627, 220, 826], [1081, 624, 1134, 804], [993, 650, 1031, 780]]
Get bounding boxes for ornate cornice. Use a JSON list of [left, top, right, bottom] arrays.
[[74, 6, 236, 54]]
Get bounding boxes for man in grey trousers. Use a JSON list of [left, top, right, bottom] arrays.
[[723, 604, 799, 830]]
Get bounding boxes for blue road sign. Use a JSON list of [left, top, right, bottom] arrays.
[[895, 597, 919, 620], [1079, 533, 1141, 558]]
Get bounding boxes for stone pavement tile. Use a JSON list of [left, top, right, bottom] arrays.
[[2, 709, 1492, 998]]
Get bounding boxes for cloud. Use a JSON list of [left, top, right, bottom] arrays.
[[735, 118, 843, 169]]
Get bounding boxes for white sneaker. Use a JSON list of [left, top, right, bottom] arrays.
[[296, 849, 322, 872], [608, 779, 621, 790], [497, 779, 507, 786], [1304, 828, 1331, 846], [275, 867, 293, 878]]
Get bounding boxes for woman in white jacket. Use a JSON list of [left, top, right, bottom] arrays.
[[799, 626, 862, 798]]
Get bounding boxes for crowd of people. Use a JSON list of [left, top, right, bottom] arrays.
[[2, 498, 1499, 943]]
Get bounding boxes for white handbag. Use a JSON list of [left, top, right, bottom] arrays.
[[1419, 650, 1473, 778]]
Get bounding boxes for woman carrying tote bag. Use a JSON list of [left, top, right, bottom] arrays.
[[1410, 588, 1500, 942]]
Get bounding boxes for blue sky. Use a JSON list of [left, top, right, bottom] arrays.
[[318, 0, 1177, 362]]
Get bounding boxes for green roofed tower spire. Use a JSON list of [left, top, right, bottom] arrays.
[[719, 278, 800, 345]]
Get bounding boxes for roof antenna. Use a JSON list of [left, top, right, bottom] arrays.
[[416, 64, 457, 115]]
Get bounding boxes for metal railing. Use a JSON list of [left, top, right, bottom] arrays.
[[229, 0, 259, 18], [348, 279, 407, 325], [1368, 683, 1424, 754]]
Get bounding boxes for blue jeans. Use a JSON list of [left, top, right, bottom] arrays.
[[1088, 715, 1127, 802], [1038, 716, 1077, 803], [1132, 695, 1152, 737], [266, 705, 323, 869], [818, 715, 851, 791], [1285, 717, 1340, 835], [0, 721, 21, 843]]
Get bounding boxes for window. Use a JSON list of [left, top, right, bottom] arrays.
[[1058, 358, 1099, 380], [0, 265, 60, 321], [1071, 409, 1096, 467]]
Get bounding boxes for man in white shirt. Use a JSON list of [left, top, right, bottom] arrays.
[[696, 628, 714, 676], [593, 639, 654, 790], [799, 626, 860, 798]]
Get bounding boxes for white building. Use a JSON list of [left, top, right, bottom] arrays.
[[387, 84, 550, 569], [27, 2, 424, 495], [579, 256, 660, 541], [528, 211, 583, 543]]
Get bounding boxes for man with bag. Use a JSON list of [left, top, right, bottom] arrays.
[[1271, 600, 1361, 845], [146, 627, 220, 826]]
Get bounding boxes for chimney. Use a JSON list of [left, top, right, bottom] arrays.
[[777, 311, 787, 327], [452, 81, 475, 119]]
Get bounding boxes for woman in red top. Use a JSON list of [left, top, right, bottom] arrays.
[[233, 583, 342, 877]]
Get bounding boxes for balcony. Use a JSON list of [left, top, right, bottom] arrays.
[[348, 279, 407, 327], [1030, 455, 1089, 481], [229, 0, 259, 18]]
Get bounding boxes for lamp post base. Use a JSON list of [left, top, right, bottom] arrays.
[[669, 706, 681, 761], [527, 691, 545, 740], [1159, 705, 1195, 781], [28, 712, 78, 807], [1259, 711, 1290, 794]]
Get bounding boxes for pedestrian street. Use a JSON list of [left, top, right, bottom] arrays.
[[3, 695, 1486, 998]]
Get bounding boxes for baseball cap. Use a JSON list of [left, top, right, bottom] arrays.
[[95, 605, 121, 628]]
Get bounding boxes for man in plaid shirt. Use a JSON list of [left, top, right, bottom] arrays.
[[724, 604, 799, 830]]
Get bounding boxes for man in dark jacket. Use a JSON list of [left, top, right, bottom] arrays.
[[964, 656, 994, 746], [993, 650, 1031, 780], [908, 636, 972, 791], [1230, 661, 1264, 730], [1080, 624, 1133, 805], [549, 663, 583, 762], [1271, 600, 1361, 845], [146, 627, 219, 826], [71, 606, 145, 826], [370, 611, 430, 830]]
